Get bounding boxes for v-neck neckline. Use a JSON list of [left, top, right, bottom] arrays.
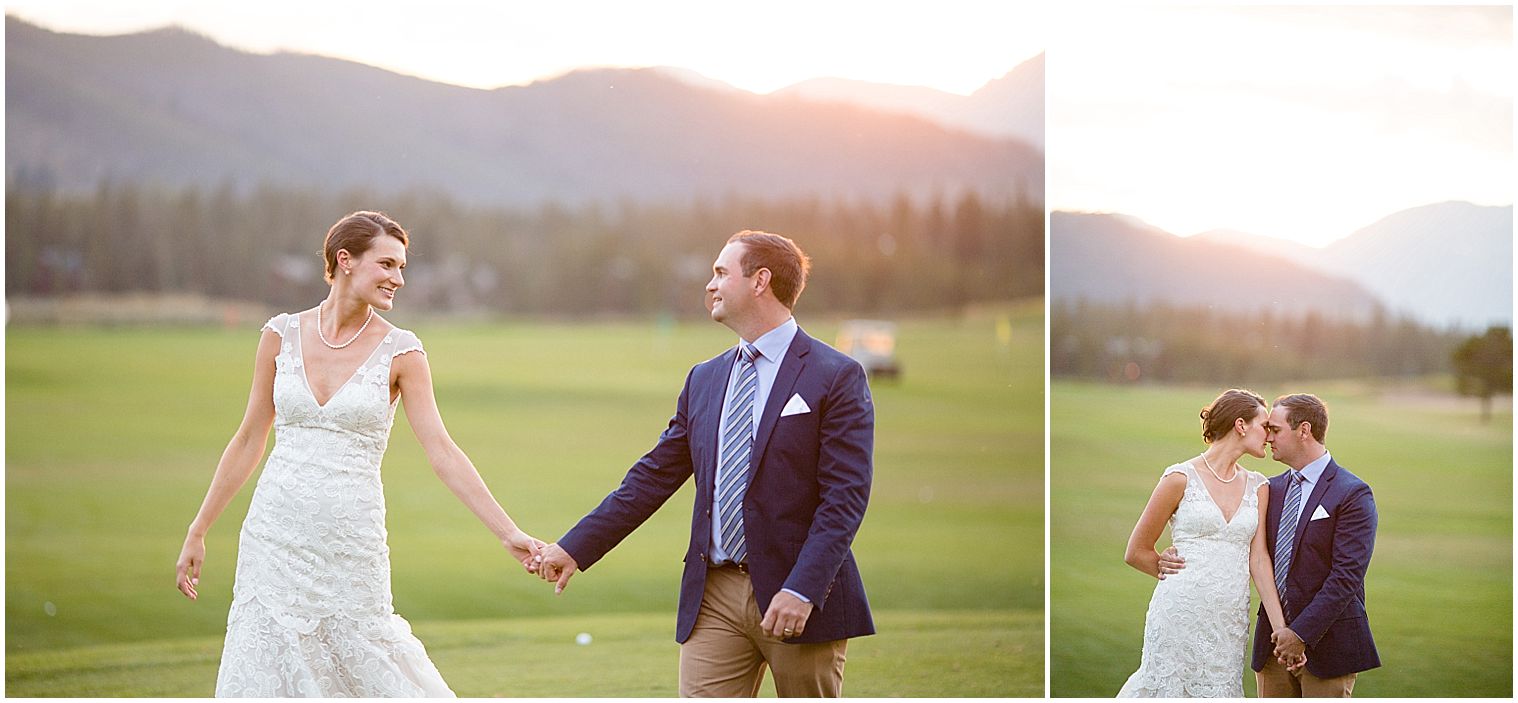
[[297, 313, 388, 409], [1192, 460, 1247, 525]]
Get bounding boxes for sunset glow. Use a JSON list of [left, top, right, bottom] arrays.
[[1048, 5, 1512, 246], [3, 1, 1044, 96]]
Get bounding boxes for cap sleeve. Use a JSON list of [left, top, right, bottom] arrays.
[[1160, 462, 1191, 481], [390, 329, 425, 359], [1248, 470, 1269, 493], [261, 313, 289, 338]]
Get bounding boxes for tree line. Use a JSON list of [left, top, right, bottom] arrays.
[[1051, 299, 1470, 384], [5, 181, 1042, 318]]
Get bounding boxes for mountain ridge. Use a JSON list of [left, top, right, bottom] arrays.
[[771, 52, 1043, 148], [5, 16, 1041, 206], [1052, 204, 1512, 329]]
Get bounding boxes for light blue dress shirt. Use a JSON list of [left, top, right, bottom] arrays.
[[1286, 449, 1331, 526], [709, 318, 809, 602]]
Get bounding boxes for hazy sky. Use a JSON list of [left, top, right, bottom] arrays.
[[1049, 5, 1513, 247], [3, 1, 1045, 95]]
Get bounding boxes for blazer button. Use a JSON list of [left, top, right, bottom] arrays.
[[705, 509, 711, 517], [700, 553, 707, 562]]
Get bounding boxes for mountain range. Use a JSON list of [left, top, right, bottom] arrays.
[[1052, 202, 1513, 329], [4, 16, 1042, 207], [770, 52, 1044, 149]]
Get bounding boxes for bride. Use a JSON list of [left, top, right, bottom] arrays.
[[1117, 388, 1303, 697], [174, 211, 541, 697]]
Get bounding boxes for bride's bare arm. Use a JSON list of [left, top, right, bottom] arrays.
[[1249, 482, 1289, 632], [176, 330, 280, 600], [1124, 472, 1187, 579], [393, 349, 543, 563]]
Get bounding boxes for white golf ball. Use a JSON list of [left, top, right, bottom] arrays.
[[576, 632, 592, 646]]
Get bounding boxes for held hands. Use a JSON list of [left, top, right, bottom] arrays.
[[503, 530, 546, 564], [1271, 627, 1308, 673], [175, 536, 205, 601], [759, 590, 814, 639], [526, 542, 579, 595], [1156, 546, 1186, 580]]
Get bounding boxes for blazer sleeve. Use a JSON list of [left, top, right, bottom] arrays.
[[558, 367, 698, 570], [1290, 483, 1377, 645], [782, 360, 874, 608]]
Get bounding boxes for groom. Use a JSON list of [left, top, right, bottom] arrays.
[[534, 230, 875, 697], [1252, 393, 1380, 697]]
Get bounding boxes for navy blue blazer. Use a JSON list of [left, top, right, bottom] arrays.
[[1251, 458, 1380, 678], [558, 328, 876, 644]]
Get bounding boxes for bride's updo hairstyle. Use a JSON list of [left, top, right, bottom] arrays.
[[322, 211, 409, 283], [1199, 388, 1266, 444]]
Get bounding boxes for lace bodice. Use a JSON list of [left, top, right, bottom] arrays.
[[268, 311, 422, 442], [1118, 461, 1267, 698], [1166, 462, 1266, 557], [216, 312, 450, 697]]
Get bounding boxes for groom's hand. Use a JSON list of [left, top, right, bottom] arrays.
[[760, 591, 813, 639], [1156, 546, 1185, 579], [1271, 626, 1305, 663], [534, 543, 579, 595]]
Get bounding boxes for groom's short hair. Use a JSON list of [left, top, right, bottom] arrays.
[[727, 230, 811, 310], [1274, 393, 1328, 443]]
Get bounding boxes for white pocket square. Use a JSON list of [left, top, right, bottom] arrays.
[[1310, 505, 1330, 521], [780, 393, 811, 417]]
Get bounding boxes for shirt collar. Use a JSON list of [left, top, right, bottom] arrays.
[[1297, 449, 1331, 483], [741, 317, 797, 363]]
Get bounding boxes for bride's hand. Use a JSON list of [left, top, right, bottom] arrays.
[[176, 537, 204, 601], [504, 530, 545, 565]]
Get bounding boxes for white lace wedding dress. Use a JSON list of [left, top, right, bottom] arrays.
[[214, 313, 455, 697], [1117, 462, 1267, 698]]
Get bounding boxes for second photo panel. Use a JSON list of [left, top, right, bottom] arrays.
[[1048, 5, 1513, 699]]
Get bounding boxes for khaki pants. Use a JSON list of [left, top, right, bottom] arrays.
[[1257, 656, 1357, 697], [679, 565, 847, 697]]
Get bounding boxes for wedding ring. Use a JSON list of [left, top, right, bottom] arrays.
[[783, 628, 795, 635]]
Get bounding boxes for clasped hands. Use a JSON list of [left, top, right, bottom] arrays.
[[522, 543, 813, 638], [524, 542, 578, 594], [1271, 626, 1308, 674], [1157, 547, 1306, 674]]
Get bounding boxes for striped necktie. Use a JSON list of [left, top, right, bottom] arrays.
[[717, 343, 760, 564], [1274, 470, 1306, 603]]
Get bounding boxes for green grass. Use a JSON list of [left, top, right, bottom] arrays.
[[1050, 380, 1513, 697], [5, 300, 1043, 696], [4, 609, 1041, 697]]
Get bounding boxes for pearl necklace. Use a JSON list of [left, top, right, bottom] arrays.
[[316, 302, 373, 349], [1201, 453, 1240, 483]]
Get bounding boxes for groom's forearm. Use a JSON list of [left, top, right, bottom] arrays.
[[562, 377, 697, 569], [786, 474, 870, 604], [784, 364, 873, 605], [560, 426, 695, 569], [1289, 487, 1377, 645], [558, 467, 683, 569]]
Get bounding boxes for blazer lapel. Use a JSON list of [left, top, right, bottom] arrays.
[[749, 329, 812, 483], [1266, 471, 1287, 552], [697, 349, 739, 490], [1291, 459, 1338, 557]]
